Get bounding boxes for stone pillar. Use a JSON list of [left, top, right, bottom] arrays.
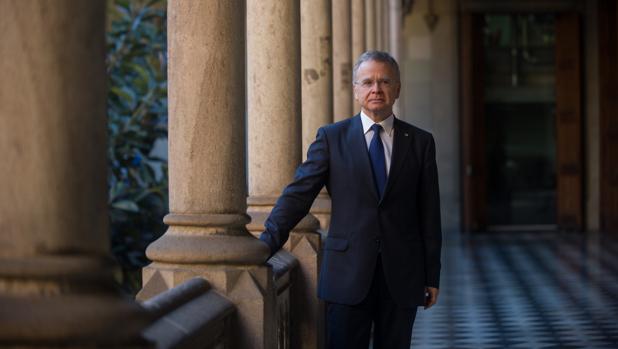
[[246, 0, 324, 346], [351, 0, 366, 112], [365, 0, 377, 50], [389, 0, 403, 61], [302, 0, 333, 231], [139, 1, 274, 348], [0, 1, 151, 346], [351, 0, 367, 59], [376, 0, 385, 50], [380, 0, 390, 51], [332, 0, 354, 121], [247, 0, 302, 212], [389, 0, 403, 116]]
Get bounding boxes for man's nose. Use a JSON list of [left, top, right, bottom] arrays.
[[370, 84, 383, 93], [369, 82, 383, 92]]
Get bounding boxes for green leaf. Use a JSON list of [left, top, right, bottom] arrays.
[[111, 200, 140, 212], [113, 4, 131, 20]]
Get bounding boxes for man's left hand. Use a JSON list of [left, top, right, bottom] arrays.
[[424, 287, 439, 309]]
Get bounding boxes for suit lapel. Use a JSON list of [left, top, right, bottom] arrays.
[[348, 115, 380, 202], [381, 117, 412, 203]]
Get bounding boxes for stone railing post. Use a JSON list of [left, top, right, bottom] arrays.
[[332, 0, 354, 122], [302, 0, 334, 232], [246, 0, 324, 348], [0, 1, 151, 346], [138, 1, 275, 348]]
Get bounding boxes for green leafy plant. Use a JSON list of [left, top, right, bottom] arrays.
[[106, 0, 168, 294]]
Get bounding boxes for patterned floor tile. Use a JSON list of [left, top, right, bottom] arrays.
[[405, 232, 618, 349]]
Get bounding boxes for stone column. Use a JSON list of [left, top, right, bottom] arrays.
[[365, 0, 377, 50], [389, 0, 403, 61], [389, 0, 403, 116], [380, 0, 390, 51], [332, 0, 354, 121], [247, 0, 302, 211], [351, 0, 367, 59], [302, 0, 333, 231], [0, 1, 151, 346], [246, 0, 324, 347], [139, 1, 274, 348], [376, 0, 385, 50], [351, 0, 366, 112]]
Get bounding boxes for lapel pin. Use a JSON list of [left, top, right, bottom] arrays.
[[404, 133, 409, 137]]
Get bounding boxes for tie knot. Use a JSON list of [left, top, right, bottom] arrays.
[[370, 123, 383, 134]]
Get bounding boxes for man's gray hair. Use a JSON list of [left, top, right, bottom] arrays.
[[352, 51, 400, 83]]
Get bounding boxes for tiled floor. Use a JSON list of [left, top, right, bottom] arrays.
[[411, 232, 618, 349]]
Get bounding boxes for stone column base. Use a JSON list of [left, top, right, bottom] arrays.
[[0, 256, 152, 347]]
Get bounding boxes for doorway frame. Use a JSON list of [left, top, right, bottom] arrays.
[[598, 0, 618, 234]]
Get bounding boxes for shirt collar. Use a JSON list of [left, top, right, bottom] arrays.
[[360, 111, 395, 136]]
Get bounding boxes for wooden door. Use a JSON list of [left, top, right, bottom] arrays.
[[555, 13, 583, 231]]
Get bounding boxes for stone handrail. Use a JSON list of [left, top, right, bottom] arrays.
[[141, 278, 235, 349]]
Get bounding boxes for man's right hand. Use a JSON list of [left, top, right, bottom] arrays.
[[258, 234, 275, 258], [424, 287, 439, 309]]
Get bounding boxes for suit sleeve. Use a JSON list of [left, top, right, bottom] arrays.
[[419, 135, 442, 288], [259, 127, 330, 255]]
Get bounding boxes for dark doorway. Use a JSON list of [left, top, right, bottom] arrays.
[[461, 11, 583, 232], [483, 14, 557, 228]]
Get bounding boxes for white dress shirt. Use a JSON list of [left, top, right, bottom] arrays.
[[360, 112, 394, 176]]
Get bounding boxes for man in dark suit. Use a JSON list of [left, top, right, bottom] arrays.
[[259, 51, 442, 349]]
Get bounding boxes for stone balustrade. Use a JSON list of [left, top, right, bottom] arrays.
[[140, 255, 299, 349]]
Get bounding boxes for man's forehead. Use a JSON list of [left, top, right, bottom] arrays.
[[357, 60, 396, 75]]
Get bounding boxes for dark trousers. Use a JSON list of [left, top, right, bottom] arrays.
[[325, 255, 417, 349]]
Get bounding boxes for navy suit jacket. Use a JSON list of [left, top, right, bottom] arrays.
[[260, 115, 442, 308]]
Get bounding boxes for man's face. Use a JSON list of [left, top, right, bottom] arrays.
[[353, 60, 401, 120]]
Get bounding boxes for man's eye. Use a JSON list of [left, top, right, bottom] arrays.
[[362, 81, 373, 88]]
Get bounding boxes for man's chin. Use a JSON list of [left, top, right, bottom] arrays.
[[362, 108, 393, 120], [368, 106, 391, 114], [368, 102, 386, 108]]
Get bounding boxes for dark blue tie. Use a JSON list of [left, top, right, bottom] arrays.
[[369, 124, 387, 198]]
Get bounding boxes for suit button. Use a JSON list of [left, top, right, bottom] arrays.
[[375, 238, 381, 244]]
